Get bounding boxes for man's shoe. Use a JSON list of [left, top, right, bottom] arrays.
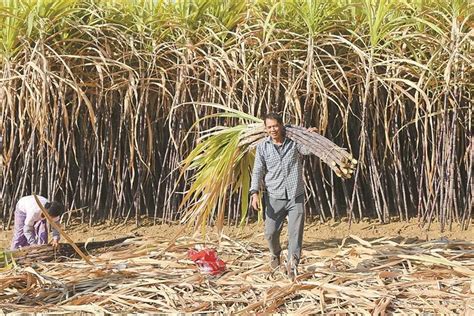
[[287, 263, 298, 281], [287, 255, 299, 280], [270, 255, 280, 269]]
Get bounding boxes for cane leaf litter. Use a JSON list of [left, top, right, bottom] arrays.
[[1, 235, 473, 313]]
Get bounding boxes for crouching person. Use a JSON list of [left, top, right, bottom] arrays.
[[10, 195, 64, 250]]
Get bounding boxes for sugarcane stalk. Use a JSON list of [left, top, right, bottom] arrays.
[[236, 123, 357, 179], [33, 194, 94, 266], [286, 129, 349, 165], [286, 131, 345, 174], [287, 126, 355, 163], [289, 128, 358, 169], [284, 130, 355, 178]]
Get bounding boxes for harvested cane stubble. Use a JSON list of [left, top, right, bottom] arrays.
[[1, 234, 473, 314]]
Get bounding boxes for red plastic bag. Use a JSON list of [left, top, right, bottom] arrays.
[[188, 248, 226, 275]]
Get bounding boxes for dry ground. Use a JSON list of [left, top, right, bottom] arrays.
[[1, 218, 473, 313], [1, 217, 473, 250]]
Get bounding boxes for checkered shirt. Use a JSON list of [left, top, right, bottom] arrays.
[[250, 134, 311, 199]]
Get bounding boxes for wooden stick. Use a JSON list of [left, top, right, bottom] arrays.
[[33, 194, 94, 265]]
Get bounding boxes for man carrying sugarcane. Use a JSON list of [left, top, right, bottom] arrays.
[[250, 113, 316, 280], [10, 195, 64, 250]]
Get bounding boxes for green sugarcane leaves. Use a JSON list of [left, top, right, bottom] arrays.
[[179, 106, 357, 231]]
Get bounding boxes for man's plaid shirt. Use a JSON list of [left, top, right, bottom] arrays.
[[250, 133, 311, 199]]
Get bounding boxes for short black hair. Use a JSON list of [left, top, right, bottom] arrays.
[[264, 112, 283, 125], [45, 201, 64, 218]]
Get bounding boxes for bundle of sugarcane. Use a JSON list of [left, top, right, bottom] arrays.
[[180, 105, 358, 230], [239, 123, 357, 179]]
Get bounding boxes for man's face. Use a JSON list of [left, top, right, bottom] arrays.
[[265, 118, 283, 141]]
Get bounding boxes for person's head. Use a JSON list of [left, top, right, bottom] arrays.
[[264, 112, 284, 141], [44, 201, 64, 218]]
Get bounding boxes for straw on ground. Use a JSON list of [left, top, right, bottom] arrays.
[[1, 235, 473, 314]]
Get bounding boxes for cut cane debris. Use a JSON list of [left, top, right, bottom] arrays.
[[1, 235, 472, 314]]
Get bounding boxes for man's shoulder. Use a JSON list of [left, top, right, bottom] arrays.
[[256, 138, 271, 150]]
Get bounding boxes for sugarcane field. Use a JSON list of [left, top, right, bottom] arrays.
[[0, 0, 473, 314]]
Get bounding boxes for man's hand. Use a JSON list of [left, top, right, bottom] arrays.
[[308, 127, 318, 133], [251, 193, 260, 211], [51, 239, 60, 249]]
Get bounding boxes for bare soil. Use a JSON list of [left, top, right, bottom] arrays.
[[1, 217, 472, 250]]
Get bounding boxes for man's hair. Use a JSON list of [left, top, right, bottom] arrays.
[[45, 201, 64, 218], [264, 112, 283, 125]]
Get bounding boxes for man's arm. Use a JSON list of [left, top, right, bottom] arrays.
[[51, 220, 60, 242], [250, 145, 266, 210], [250, 144, 266, 195]]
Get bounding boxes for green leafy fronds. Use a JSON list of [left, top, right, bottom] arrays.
[[178, 106, 261, 233], [178, 104, 358, 232]]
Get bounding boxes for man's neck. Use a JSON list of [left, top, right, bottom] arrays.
[[272, 136, 284, 145]]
